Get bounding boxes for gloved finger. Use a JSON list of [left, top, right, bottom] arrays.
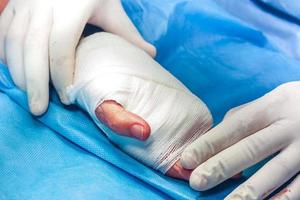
[[189, 122, 288, 191], [89, 0, 156, 57], [166, 160, 192, 181], [225, 143, 300, 200], [5, 7, 29, 90], [49, 12, 89, 105], [271, 174, 300, 200], [225, 101, 261, 183], [0, 1, 13, 62], [24, 5, 53, 115], [166, 163, 242, 181], [224, 102, 251, 119], [181, 96, 275, 170], [95, 100, 151, 141]]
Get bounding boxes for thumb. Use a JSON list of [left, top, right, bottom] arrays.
[[95, 100, 151, 141], [89, 0, 156, 57]]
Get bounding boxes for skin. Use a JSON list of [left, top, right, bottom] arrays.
[[1, 0, 241, 181], [96, 101, 243, 180], [0, 0, 190, 180], [97, 100, 192, 180], [0, 0, 8, 13]]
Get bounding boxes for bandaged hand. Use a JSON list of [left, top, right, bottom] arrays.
[[0, 0, 155, 115], [181, 82, 300, 200], [67, 32, 213, 176]]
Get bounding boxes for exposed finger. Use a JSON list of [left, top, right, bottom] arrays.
[[89, 0, 156, 57], [5, 7, 29, 89], [24, 5, 53, 115], [166, 160, 192, 181], [95, 100, 151, 141], [226, 143, 300, 200], [181, 96, 277, 170], [0, 0, 12, 61], [271, 174, 300, 200], [0, 0, 8, 13], [189, 122, 289, 191]]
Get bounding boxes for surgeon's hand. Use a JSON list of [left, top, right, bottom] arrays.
[[181, 82, 300, 200], [0, 0, 156, 115]]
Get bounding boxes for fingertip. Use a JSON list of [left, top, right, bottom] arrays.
[[180, 150, 199, 170], [130, 122, 151, 141], [189, 173, 208, 191], [145, 43, 157, 58], [142, 122, 151, 140], [29, 99, 48, 116], [27, 89, 49, 116], [58, 90, 72, 105], [131, 37, 156, 58]]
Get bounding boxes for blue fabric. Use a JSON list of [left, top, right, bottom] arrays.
[[213, 0, 300, 59], [1, 0, 300, 199]]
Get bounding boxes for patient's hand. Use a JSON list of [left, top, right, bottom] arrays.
[[67, 32, 213, 179], [97, 100, 194, 180]]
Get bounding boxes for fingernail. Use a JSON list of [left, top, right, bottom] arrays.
[[130, 124, 145, 140]]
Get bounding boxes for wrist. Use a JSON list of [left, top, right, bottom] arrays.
[[0, 0, 8, 13]]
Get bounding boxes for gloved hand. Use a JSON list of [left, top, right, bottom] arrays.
[[0, 0, 156, 115], [67, 32, 213, 176], [181, 82, 300, 200]]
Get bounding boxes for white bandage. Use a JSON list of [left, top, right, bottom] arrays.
[[67, 33, 213, 173]]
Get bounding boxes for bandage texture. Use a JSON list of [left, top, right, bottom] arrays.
[[67, 33, 213, 173]]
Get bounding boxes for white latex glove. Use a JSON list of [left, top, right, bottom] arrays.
[[0, 0, 156, 115], [181, 82, 300, 200]]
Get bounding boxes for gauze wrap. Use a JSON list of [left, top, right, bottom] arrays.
[[67, 33, 213, 173]]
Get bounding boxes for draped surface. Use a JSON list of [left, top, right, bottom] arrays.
[[1, 0, 300, 199]]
